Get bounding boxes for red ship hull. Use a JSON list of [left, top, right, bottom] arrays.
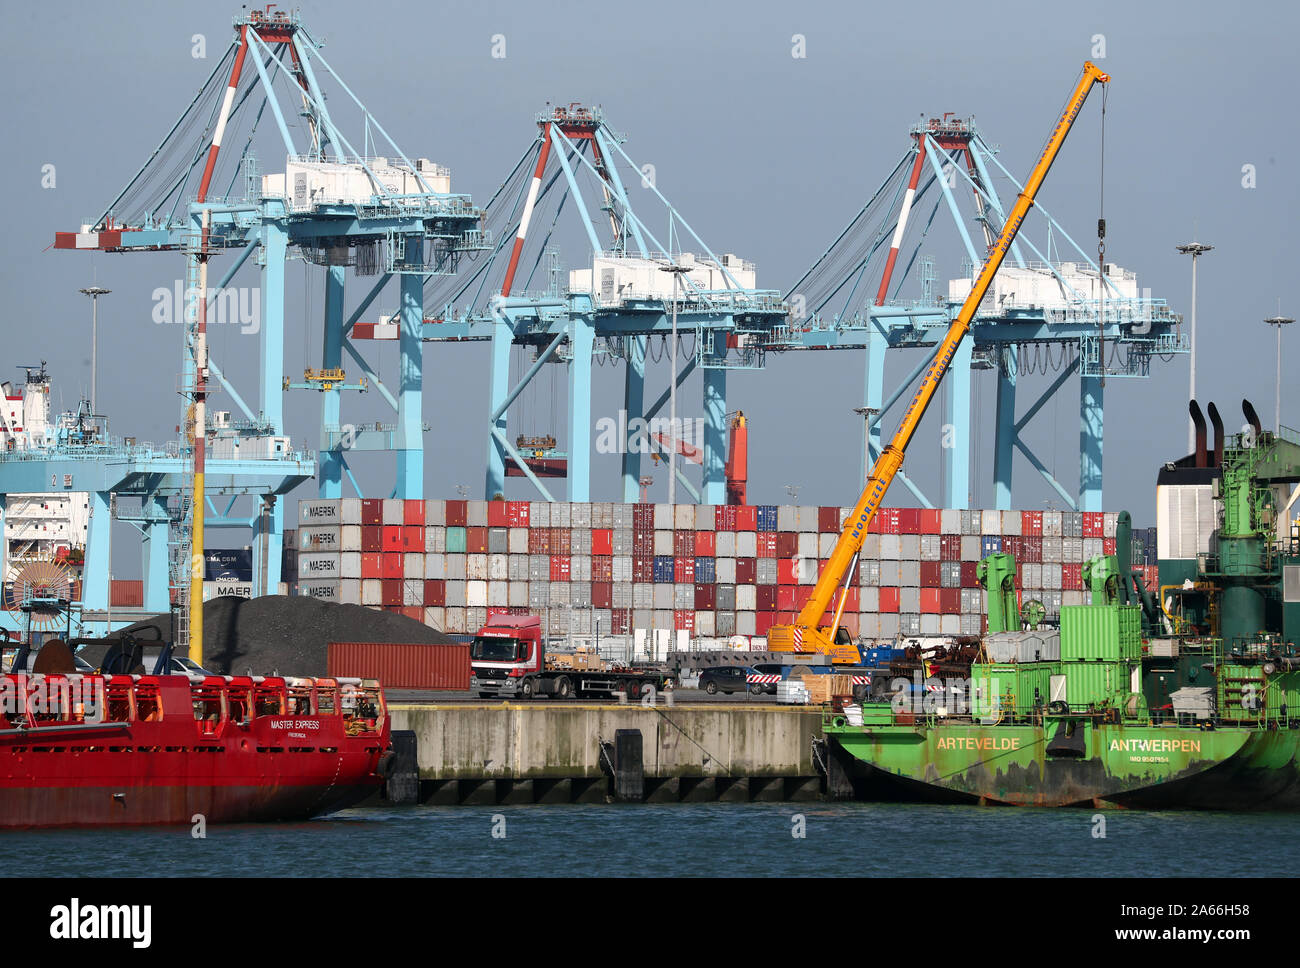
[[1, 673, 392, 828]]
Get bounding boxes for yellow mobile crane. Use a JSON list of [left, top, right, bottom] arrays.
[[769, 62, 1110, 664]]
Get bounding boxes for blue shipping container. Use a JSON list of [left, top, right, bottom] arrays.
[[981, 537, 1003, 557], [757, 506, 779, 532], [695, 556, 716, 583], [653, 556, 675, 583]]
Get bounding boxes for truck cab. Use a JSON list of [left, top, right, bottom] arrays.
[[469, 615, 543, 698]]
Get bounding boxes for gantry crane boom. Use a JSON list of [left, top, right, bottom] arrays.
[[769, 62, 1111, 663]]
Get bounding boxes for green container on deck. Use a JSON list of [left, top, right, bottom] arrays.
[[972, 662, 1058, 715], [445, 526, 467, 553], [1064, 661, 1135, 708], [1060, 604, 1142, 661]]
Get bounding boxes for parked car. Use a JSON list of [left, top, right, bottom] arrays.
[[697, 665, 765, 696]]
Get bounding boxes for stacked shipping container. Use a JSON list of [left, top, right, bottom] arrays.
[[287, 500, 1157, 644]]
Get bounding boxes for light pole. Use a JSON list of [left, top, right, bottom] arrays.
[[658, 263, 691, 507], [1175, 242, 1212, 452], [78, 286, 110, 414], [1266, 314, 1294, 432]]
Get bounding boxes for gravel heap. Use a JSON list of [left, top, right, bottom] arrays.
[[106, 595, 455, 677]]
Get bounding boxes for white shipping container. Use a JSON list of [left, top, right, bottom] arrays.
[[674, 584, 692, 609], [777, 505, 798, 531], [1063, 537, 1082, 560], [489, 554, 509, 581], [1083, 538, 1103, 560], [633, 585, 654, 609], [961, 535, 982, 561], [361, 579, 383, 606], [296, 580, 338, 603], [920, 614, 941, 636], [571, 503, 592, 528], [403, 580, 422, 607], [444, 608, 466, 634], [1103, 512, 1118, 538], [880, 535, 901, 560], [696, 612, 716, 637], [550, 583, 570, 605], [940, 614, 961, 636], [981, 510, 1001, 535], [716, 532, 736, 557], [1042, 563, 1062, 588], [898, 560, 920, 587], [900, 588, 920, 612], [654, 530, 674, 556], [1023, 563, 1042, 588], [508, 555, 528, 581], [298, 553, 341, 579], [654, 503, 673, 529], [466, 554, 489, 581], [404, 554, 425, 579], [445, 554, 467, 580], [899, 535, 920, 560], [299, 499, 342, 525], [466, 500, 488, 526], [819, 533, 838, 559], [880, 560, 901, 585], [338, 579, 361, 605], [299, 527, 342, 552], [424, 555, 447, 580], [736, 584, 757, 611], [341, 525, 362, 552], [613, 556, 632, 582], [424, 500, 445, 526], [1042, 537, 1063, 561], [653, 584, 673, 609], [509, 527, 529, 554], [382, 499, 403, 525], [863, 534, 881, 558], [717, 557, 736, 584], [736, 532, 758, 557], [1043, 510, 1063, 536], [488, 581, 508, 607], [593, 503, 614, 528], [920, 534, 941, 561], [859, 587, 879, 612], [341, 553, 361, 579], [445, 580, 467, 607], [531, 501, 551, 528], [424, 607, 445, 630], [737, 612, 757, 636], [509, 582, 529, 607], [674, 504, 695, 529], [878, 613, 900, 638], [341, 498, 362, 526], [696, 506, 715, 531], [424, 527, 446, 554], [1001, 511, 1021, 536], [940, 509, 962, 534]]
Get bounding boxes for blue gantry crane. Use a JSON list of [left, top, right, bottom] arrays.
[[780, 114, 1187, 511]]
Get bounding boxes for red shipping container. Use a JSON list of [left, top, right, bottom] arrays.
[[675, 609, 695, 631], [361, 499, 384, 526], [528, 529, 551, 554], [876, 508, 901, 534], [404, 499, 425, 527], [920, 588, 942, 614], [777, 557, 797, 585], [592, 529, 613, 556], [487, 501, 509, 528], [592, 582, 613, 609], [898, 508, 921, 534], [1021, 511, 1043, 536], [1020, 536, 1042, 563], [695, 584, 716, 610], [1063, 563, 1083, 590], [1103, 537, 1117, 555], [675, 557, 695, 583], [445, 500, 467, 527], [735, 557, 757, 584], [940, 587, 961, 615], [328, 641, 471, 690], [550, 556, 571, 581], [466, 526, 489, 554], [919, 509, 942, 534], [841, 586, 860, 612], [879, 587, 901, 613], [756, 584, 777, 611], [940, 534, 962, 561], [1083, 512, 1104, 538], [776, 533, 798, 558], [424, 580, 446, 606], [362, 526, 383, 553], [920, 561, 942, 587], [961, 561, 978, 587], [402, 526, 423, 552], [381, 579, 403, 607], [756, 533, 779, 557], [694, 531, 715, 556], [819, 506, 841, 533], [507, 501, 530, 527], [550, 528, 571, 555], [361, 553, 382, 579], [674, 530, 695, 557], [401, 606, 423, 622], [592, 556, 613, 582], [777, 611, 796, 626], [110, 579, 144, 608], [611, 608, 632, 635], [755, 612, 776, 635], [735, 505, 757, 531], [382, 526, 403, 552], [381, 554, 403, 579], [777, 585, 796, 611], [633, 531, 654, 556], [633, 556, 654, 583], [1002, 536, 1020, 560], [715, 505, 737, 531], [633, 503, 655, 531]]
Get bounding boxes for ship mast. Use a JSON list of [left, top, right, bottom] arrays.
[[188, 208, 210, 665]]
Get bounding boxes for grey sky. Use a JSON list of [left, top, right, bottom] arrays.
[[3, 0, 1296, 576]]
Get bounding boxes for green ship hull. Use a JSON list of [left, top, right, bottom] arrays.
[[825, 716, 1300, 809]]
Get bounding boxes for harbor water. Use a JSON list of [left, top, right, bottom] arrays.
[[2, 802, 1295, 877]]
